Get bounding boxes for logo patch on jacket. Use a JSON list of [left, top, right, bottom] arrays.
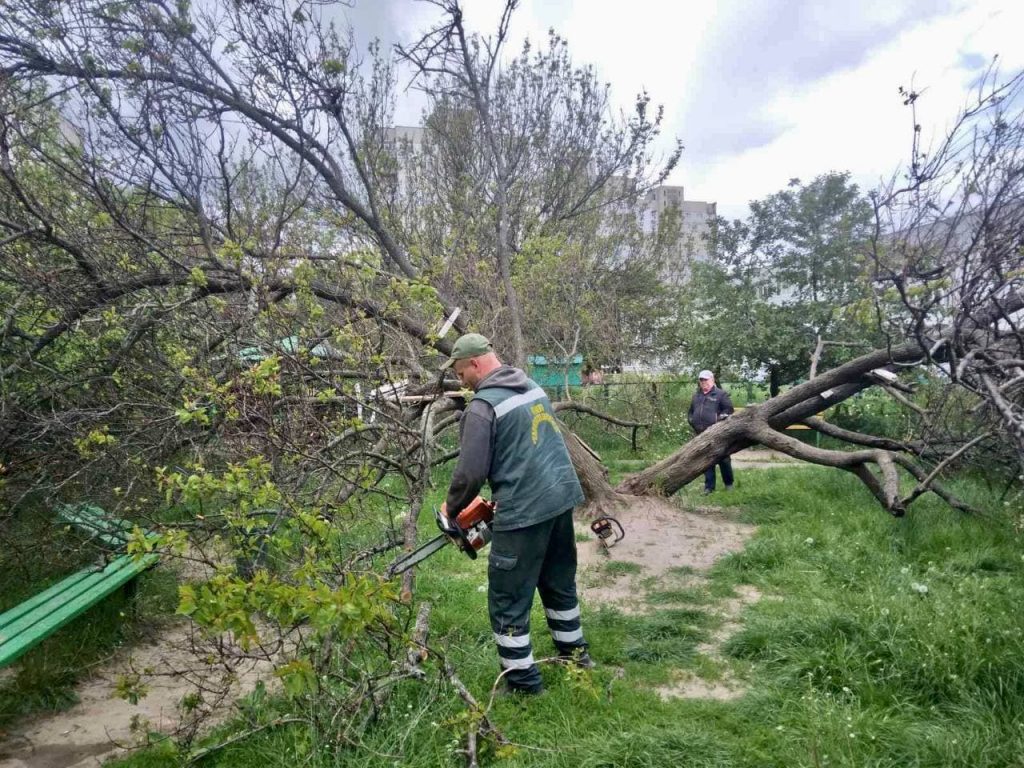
[[530, 403, 558, 444]]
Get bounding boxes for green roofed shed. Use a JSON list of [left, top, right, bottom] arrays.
[[527, 354, 583, 388], [238, 336, 340, 363]]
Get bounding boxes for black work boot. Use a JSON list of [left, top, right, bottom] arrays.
[[558, 650, 596, 669], [499, 680, 545, 697]]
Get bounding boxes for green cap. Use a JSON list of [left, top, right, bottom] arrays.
[[442, 333, 492, 369]]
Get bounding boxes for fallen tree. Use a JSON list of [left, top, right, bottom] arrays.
[[2, 0, 1022, 762], [606, 67, 1024, 515], [615, 340, 990, 516]]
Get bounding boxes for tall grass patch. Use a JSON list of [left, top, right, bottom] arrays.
[[712, 467, 1024, 766]]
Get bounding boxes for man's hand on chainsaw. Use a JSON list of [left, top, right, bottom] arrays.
[[438, 502, 458, 536]]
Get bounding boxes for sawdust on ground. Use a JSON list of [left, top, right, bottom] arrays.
[[575, 496, 760, 701]]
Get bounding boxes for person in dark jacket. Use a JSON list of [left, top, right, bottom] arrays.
[[443, 333, 593, 695], [687, 369, 735, 494]]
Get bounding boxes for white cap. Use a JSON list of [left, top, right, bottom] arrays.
[[698, 369, 714, 380]]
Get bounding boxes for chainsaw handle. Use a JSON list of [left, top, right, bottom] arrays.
[[436, 504, 457, 536], [435, 504, 477, 558], [436, 497, 495, 558]]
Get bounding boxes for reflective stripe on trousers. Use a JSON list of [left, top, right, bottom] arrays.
[[488, 509, 586, 690], [544, 603, 584, 649]]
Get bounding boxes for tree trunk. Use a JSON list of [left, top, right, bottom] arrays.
[[495, 187, 527, 369], [559, 420, 626, 515], [617, 411, 755, 496], [769, 364, 781, 398], [616, 343, 914, 497]]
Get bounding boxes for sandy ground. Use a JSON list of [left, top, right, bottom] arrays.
[[0, 619, 282, 768], [608, 448, 804, 479], [575, 497, 755, 608], [729, 447, 804, 468], [575, 496, 760, 701], [0, 552, 283, 768], [654, 583, 764, 702]]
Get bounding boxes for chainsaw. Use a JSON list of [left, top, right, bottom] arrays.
[[386, 495, 496, 577], [590, 516, 625, 552]]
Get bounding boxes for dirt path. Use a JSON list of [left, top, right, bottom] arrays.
[[2, 622, 182, 768], [0, 619, 280, 768], [576, 497, 755, 603], [575, 496, 760, 701], [728, 447, 804, 469], [0, 550, 285, 768], [610, 448, 805, 475]]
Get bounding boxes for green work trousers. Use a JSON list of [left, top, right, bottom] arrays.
[[487, 509, 587, 692]]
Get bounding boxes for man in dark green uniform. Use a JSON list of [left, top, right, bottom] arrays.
[[443, 333, 593, 694]]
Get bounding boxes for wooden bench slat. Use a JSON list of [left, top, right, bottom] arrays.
[[57, 504, 134, 549], [59, 507, 130, 533], [69, 508, 133, 536], [59, 516, 129, 549], [2, 507, 146, 633], [14, 554, 158, 644], [0, 557, 138, 638], [1, 504, 162, 669], [0, 569, 98, 632], [0, 553, 157, 667]]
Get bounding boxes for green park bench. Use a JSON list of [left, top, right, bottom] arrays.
[[0, 505, 159, 668]]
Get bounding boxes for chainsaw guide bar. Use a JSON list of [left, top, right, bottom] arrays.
[[385, 496, 496, 577]]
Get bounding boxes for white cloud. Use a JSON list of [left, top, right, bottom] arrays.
[[386, 0, 1023, 216], [557, 0, 718, 114], [671, 0, 1024, 211]]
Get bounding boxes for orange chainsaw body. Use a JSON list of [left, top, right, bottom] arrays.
[[441, 496, 496, 557]]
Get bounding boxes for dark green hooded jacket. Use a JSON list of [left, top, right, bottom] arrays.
[[445, 366, 584, 531]]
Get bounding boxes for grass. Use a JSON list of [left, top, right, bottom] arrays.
[[601, 559, 643, 577], [11, 382, 1024, 767], [646, 587, 713, 605], [109, 457, 1024, 767]]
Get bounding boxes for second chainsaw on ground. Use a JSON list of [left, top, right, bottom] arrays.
[[386, 495, 496, 577]]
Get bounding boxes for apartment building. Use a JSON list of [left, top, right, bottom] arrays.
[[384, 126, 718, 278], [639, 184, 717, 280]]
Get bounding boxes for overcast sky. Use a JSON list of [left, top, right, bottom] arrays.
[[341, 0, 1024, 220]]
